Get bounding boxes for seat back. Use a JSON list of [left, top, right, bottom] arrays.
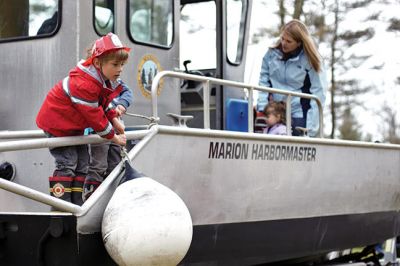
[[226, 99, 248, 132], [254, 115, 267, 133]]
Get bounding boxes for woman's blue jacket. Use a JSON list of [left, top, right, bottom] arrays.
[[258, 48, 327, 137]]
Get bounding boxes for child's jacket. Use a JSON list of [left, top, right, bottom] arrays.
[[263, 123, 288, 135], [36, 61, 123, 139]]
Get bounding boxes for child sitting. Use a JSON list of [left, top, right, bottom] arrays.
[[36, 33, 130, 205], [263, 101, 288, 135]]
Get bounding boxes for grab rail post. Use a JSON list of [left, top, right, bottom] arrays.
[[286, 95, 292, 136], [248, 88, 254, 133], [203, 80, 211, 129]]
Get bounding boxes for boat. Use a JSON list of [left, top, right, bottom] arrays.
[[0, 0, 399, 265]]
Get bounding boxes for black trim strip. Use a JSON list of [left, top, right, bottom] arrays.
[[182, 211, 400, 264]]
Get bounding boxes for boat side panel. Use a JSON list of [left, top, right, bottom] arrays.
[[132, 132, 400, 225], [0, 149, 53, 212]]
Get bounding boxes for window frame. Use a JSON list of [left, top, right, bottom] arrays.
[[179, 0, 217, 70], [126, 0, 174, 49], [226, 0, 248, 66], [93, 0, 115, 36]]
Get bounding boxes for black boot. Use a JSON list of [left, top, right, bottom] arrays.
[[71, 176, 84, 206], [49, 176, 72, 203], [82, 177, 101, 202]]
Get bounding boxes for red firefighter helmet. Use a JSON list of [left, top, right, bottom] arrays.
[[82, 33, 131, 66]]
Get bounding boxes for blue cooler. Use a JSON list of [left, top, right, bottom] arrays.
[[226, 99, 248, 132]]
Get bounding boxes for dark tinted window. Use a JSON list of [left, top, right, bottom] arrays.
[[0, 0, 59, 41]]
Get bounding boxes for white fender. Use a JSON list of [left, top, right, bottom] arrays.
[[102, 177, 193, 266]]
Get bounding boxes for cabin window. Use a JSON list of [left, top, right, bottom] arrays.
[[226, 0, 247, 65], [128, 0, 173, 47], [94, 0, 115, 35], [180, 1, 216, 70], [0, 0, 60, 41]]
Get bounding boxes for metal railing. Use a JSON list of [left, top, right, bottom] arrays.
[[0, 130, 151, 215], [151, 70, 324, 138], [0, 130, 149, 152], [0, 130, 45, 139]]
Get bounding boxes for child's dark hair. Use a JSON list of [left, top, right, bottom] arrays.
[[263, 101, 286, 125], [86, 42, 129, 64]]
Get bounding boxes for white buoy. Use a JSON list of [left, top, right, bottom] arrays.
[[102, 177, 193, 266]]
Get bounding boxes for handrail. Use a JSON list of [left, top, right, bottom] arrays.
[[0, 130, 149, 152], [151, 70, 324, 138], [0, 129, 151, 214], [0, 178, 82, 214], [0, 130, 46, 139]]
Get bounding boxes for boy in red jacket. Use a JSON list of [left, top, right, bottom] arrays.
[[36, 33, 130, 205]]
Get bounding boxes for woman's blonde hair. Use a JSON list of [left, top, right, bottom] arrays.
[[273, 19, 321, 72]]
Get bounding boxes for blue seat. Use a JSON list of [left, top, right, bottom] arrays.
[[226, 99, 248, 132]]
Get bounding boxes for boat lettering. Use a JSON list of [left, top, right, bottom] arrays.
[[208, 141, 249, 159], [208, 141, 316, 161]]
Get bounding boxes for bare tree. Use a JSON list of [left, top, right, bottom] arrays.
[[278, 0, 286, 28], [324, 0, 375, 139], [293, 0, 305, 19], [338, 107, 362, 141], [379, 103, 400, 144], [329, 0, 339, 139]]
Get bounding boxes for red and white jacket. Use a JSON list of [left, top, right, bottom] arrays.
[[36, 61, 123, 139]]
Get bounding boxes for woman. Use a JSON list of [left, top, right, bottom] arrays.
[[258, 19, 327, 137]]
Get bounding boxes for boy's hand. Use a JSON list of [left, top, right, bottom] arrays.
[[112, 117, 125, 134], [115, 105, 126, 117], [111, 134, 126, 146]]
